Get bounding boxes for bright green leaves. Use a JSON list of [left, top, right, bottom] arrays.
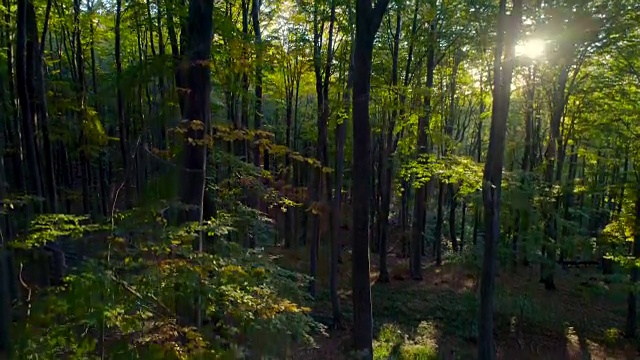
[[10, 214, 104, 250], [401, 154, 483, 196]]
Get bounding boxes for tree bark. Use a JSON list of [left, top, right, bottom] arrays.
[[116, 0, 131, 209], [351, 0, 389, 357], [378, 7, 401, 283], [477, 0, 521, 358], [625, 187, 640, 338], [17, 0, 43, 208], [410, 4, 436, 280]]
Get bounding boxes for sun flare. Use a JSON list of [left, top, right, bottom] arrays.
[[515, 39, 546, 59]]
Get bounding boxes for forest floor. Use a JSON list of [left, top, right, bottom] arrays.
[[268, 245, 640, 359]]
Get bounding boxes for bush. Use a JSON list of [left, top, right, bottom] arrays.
[[373, 324, 437, 360], [11, 209, 323, 359]]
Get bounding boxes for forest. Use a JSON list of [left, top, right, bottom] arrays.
[[1, 0, 640, 358]]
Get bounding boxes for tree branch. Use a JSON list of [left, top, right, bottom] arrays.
[[371, 0, 391, 33]]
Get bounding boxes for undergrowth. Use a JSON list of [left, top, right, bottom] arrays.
[[9, 206, 324, 359]]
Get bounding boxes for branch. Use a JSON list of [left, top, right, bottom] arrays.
[[371, 0, 391, 34], [436, 35, 461, 67]]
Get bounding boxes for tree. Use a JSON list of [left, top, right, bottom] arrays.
[[180, 0, 214, 241], [477, 0, 522, 358], [351, 0, 390, 357]]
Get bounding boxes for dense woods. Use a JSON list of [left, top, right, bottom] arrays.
[[1, 0, 640, 358]]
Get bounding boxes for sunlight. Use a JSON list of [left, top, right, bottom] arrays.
[[515, 39, 546, 59]]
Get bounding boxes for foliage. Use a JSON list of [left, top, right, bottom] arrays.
[[10, 214, 105, 250], [12, 211, 324, 359]]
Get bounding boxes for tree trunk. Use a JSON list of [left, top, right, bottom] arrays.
[[251, 0, 262, 248], [351, 0, 389, 357], [434, 182, 445, 264], [472, 70, 485, 247], [116, 0, 130, 209], [0, 250, 10, 356], [179, 0, 213, 327], [35, 0, 57, 212], [442, 53, 462, 255], [378, 7, 401, 283], [410, 4, 436, 279], [17, 0, 44, 211], [541, 64, 570, 291], [330, 38, 354, 329], [477, 0, 521, 358], [625, 187, 640, 338]]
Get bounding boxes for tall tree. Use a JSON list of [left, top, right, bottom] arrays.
[[351, 0, 390, 357], [477, 0, 522, 358], [410, 0, 437, 280], [180, 0, 213, 236], [16, 0, 43, 208]]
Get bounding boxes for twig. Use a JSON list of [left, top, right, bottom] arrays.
[[18, 263, 32, 318], [108, 273, 174, 320]]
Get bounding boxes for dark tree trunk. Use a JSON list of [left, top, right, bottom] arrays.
[[378, 7, 401, 283], [460, 201, 466, 251], [0, 250, 10, 356], [434, 182, 445, 264], [625, 188, 640, 338], [179, 0, 213, 326], [4, 0, 26, 193], [472, 70, 486, 247], [477, 0, 521, 358], [513, 66, 536, 268], [398, 0, 419, 259], [541, 65, 570, 291], [330, 37, 354, 329], [35, 0, 57, 212], [410, 8, 435, 280], [72, 0, 91, 214], [180, 0, 213, 231], [251, 0, 262, 248], [17, 0, 44, 208], [351, 0, 389, 357], [441, 53, 462, 256], [116, 0, 131, 209], [283, 58, 295, 248]]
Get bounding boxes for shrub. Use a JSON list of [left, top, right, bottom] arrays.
[[12, 210, 323, 359]]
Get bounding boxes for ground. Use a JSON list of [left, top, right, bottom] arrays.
[[268, 246, 640, 359]]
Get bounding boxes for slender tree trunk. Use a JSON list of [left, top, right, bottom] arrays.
[[399, 0, 419, 259], [283, 56, 295, 247], [378, 8, 401, 283], [410, 6, 436, 280], [434, 182, 445, 264], [0, 248, 10, 357], [541, 64, 570, 291], [34, 0, 57, 212], [460, 201, 466, 251], [625, 187, 640, 338], [4, 0, 26, 193], [330, 39, 354, 329], [17, 0, 43, 209], [439, 53, 462, 256], [478, 0, 521, 358], [472, 72, 485, 247], [72, 0, 91, 214], [115, 0, 131, 209], [513, 65, 536, 268]]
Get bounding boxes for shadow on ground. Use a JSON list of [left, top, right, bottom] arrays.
[[279, 244, 640, 360]]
